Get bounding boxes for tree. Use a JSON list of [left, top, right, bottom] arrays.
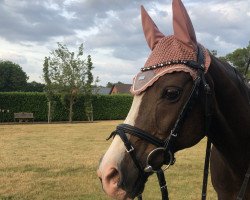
[[43, 57, 56, 123], [24, 81, 45, 92], [43, 43, 96, 122], [210, 50, 217, 56], [84, 55, 94, 122], [211, 49, 229, 63], [106, 81, 124, 88], [0, 60, 28, 92], [223, 42, 250, 78]]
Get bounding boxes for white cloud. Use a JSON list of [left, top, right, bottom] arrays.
[[0, 0, 249, 85]]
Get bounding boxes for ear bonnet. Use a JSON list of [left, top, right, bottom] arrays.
[[131, 0, 211, 95]]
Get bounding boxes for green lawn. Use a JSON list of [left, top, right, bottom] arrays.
[[0, 121, 217, 200]]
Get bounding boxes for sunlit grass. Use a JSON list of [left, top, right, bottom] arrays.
[[0, 121, 216, 199]]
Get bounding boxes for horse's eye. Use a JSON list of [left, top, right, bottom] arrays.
[[163, 88, 182, 101]]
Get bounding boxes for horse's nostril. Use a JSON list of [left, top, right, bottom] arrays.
[[106, 168, 120, 184], [97, 169, 103, 183]]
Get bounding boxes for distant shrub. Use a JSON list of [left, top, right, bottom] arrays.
[[0, 93, 133, 122]]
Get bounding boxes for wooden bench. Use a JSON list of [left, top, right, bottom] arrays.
[[14, 112, 34, 122]]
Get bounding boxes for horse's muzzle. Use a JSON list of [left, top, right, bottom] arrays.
[[97, 166, 132, 200]]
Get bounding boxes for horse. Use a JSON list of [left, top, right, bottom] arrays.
[[97, 0, 250, 199]]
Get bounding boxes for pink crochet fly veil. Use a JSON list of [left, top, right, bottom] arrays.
[[131, 0, 211, 95]]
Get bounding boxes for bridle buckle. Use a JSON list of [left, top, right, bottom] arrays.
[[126, 145, 134, 153], [160, 185, 167, 189], [170, 129, 177, 137]]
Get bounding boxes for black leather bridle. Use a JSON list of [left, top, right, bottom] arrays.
[[107, 45, 212, 200]]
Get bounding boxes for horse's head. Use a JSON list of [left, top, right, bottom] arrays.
[[98, 0, 211, 199]]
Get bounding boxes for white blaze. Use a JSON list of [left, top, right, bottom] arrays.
[[99, 94, 144, 172], [124, 93, 144, 126]]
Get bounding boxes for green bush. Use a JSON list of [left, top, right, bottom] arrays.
[[0, 92, 47, 122], [92, 95, 133, 120], [0, 93, 133, 122]]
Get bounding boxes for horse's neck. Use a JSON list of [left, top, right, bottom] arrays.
[[208, 57, 250, 176]]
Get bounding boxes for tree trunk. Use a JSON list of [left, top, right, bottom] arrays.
[[244, 58, 250, 76], [90, 104, 93, 122], [48, 101, 51, 123], [69, 98, 73, 123]]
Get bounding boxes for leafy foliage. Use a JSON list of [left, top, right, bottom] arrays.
[[84, 55, 94, 121], [106, 81, 124, 88], [222, 42, 250, 78], [0, 93, 133, 122], [43, 43, 95, 122], [24, 81, 45, 92], [92, 95, 132, 120], [0, 60, 28, 92], [0, 92, 48, 122]]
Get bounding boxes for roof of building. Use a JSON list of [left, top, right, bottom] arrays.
[[92, 87, 111, 95], [111, 84, 132, 94]]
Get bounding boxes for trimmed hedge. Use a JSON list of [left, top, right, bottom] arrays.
[[0, 93, 133, 122]]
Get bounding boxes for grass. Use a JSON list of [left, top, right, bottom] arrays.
[[0, 121, 216, 200]]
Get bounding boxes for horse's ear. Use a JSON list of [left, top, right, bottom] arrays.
[[172, 0, 197, 51], [141, 5, 165, 50]]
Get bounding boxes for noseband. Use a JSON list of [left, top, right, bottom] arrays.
[[107, 46, 212, 200]]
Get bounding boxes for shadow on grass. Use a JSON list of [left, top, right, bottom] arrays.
[[0, 165, 93, 177], [0, 195, 15, 200]]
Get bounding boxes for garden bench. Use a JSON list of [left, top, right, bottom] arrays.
[[14, 112, 34, 122]]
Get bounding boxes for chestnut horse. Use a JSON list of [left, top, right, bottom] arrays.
[[98, 0, 250, 199]]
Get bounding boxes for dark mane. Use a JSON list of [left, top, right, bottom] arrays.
[[211, 55, 250, 104]]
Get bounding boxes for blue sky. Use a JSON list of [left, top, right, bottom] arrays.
[[0, 0, 249, 85]]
